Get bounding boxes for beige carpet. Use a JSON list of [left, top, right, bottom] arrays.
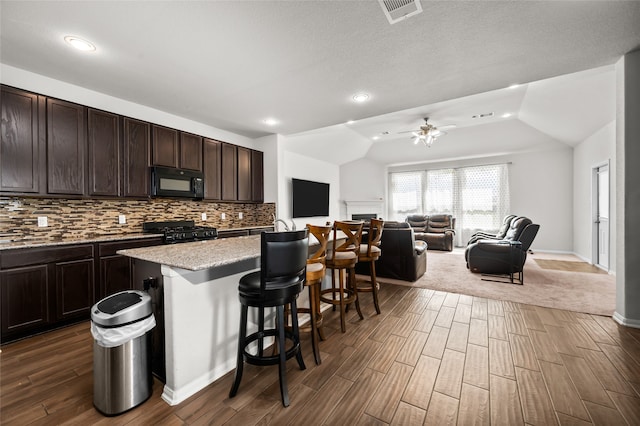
[[372, 249, 616, 316]]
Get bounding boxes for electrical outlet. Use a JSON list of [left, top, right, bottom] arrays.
[[118, 215, 126, 224], [201, 212, 207, 221], [221, 213, 226, 220], [239, 212, 243, 219], [37, 216, 48, 227]]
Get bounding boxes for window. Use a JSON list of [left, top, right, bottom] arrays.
[[389, 164, 510, 246]]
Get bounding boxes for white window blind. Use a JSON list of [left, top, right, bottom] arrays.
[[389, 164, 510, 246], [389, 171, 423, 217]]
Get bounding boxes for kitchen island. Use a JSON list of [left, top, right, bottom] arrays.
[[118, 235, 264, 406]]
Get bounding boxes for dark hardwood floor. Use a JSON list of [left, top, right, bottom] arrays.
[[2, 282, 640, 425]]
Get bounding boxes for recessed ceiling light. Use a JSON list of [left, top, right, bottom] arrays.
[[372, 136, 380, 140], [507, 84, 520, 89], [64, 36, 96, 51], [501, 113, 512, 118], [263, 118, 279, 126], [352, 93, 370, 103]]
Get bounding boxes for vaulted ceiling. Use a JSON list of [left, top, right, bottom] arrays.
[[1, 1, 638, 165]]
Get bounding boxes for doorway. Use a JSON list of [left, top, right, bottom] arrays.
[[592, 163, 609, 270]]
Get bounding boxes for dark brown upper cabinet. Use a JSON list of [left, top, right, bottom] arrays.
[[47, 98, 86, 195], [0, 86, 45, 194], [151, 125, 202, 172], [123, 118, 151, 197], [221, 142, 238, 201], [237, 146, 252, 201], [179, 132, 202, 171], [252, 150, 264, 203], [151, 125, 179, 168], [203, 138, 222, 200], [88, 109, 121, 197]]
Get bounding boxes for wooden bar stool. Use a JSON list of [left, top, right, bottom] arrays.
[[229, 229, 308, 407], [286, 223, 332, 365], [356, 218, 384, 314], [320, 220, 364, 333]]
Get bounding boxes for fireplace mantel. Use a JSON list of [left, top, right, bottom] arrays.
[[344, 200, 384, 220]]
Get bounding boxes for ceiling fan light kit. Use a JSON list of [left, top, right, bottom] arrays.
[[407, 117, 451, 148]]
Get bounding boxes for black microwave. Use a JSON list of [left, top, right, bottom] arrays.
[[151, 166, 204, 199]]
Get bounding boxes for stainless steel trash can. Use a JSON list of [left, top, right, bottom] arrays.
[[91, 290, 155, 416]]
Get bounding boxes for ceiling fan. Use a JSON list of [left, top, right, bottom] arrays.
[[400, 117, 455, 148]]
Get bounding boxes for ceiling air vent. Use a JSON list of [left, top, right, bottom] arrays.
[[378, 0, 423, 24]]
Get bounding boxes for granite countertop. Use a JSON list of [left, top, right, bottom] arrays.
[[117, 234, 261, 271], [0, 232, 163, 251]]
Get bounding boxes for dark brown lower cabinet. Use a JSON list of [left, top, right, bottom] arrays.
[[0, 244, 93, 342], [96, 237, 163, 301], [0, 265, 49, 339], [55, 258, 94, 322], [0, 237, 163, 343]]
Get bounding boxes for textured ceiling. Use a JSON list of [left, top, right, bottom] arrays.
[[1, 0, 639, 144]]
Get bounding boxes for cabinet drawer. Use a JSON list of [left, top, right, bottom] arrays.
[[1, 244, 94, 269], [98, 237, 163, 257]]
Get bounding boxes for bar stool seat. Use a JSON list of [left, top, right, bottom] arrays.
[[320, 220, 364, 333], [229, 229, 309, 407], [356, 218, 384, 314]]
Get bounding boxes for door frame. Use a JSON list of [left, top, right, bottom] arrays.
[[591, 160, 610, 270]]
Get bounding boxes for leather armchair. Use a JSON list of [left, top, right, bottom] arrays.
[[466, 218, 540, 284], [355, 221, 427, 282], [406, 214, 456, 251]]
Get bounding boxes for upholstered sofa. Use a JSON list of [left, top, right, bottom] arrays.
[[465, 216, 540, 284], [406, 214, 456, 251], [355, 221, 427, 282]]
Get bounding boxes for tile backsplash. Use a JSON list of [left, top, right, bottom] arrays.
[[0, 197, 275, 243]]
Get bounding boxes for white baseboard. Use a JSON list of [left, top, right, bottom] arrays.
[[612, 311, 640, 329], [161, 359, 236, 406]]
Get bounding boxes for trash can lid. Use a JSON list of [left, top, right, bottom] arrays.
[[91, 290, 152, 327]]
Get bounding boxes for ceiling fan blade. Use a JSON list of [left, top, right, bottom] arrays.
[[398, 129, 420, 134], [437, 124, 457, 130]]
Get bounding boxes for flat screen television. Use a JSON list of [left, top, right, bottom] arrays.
[[292, 178, 330, 218]]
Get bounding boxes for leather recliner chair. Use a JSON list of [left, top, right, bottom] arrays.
[[465, 217, 540, 284], [406, 214, 456, 251], [467, 214, 517, 246], [355, 221, 427, 282]]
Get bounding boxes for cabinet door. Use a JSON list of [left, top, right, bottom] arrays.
[[100, 255, 132, 299], [203, 138, 222, 200], [251, 150, 264, 202], [55, 258, 94, 321], [237, 146, 252, 201], [221, 142, 237, 201], [123, 118, 151, 197], [47, 98, 86, 195], [88, 109, 120, 196], [0, 265, 49, 339], [179, 132, 202, 171], [152, 125, 178, 168], [0, 86, 43, 193]]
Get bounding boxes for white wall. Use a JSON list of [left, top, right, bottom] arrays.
[[347, 145, 575, 252], [339, 158, 386, 218], [573, 121, 616, 269], [277, 144, 340, 230], [1, 64, 255, 148]]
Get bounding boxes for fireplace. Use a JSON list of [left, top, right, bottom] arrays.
[[344, 200, 384, 221], [352, 213, 377, 221]]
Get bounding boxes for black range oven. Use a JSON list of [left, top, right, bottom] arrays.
[[143, 220, 217, 244]]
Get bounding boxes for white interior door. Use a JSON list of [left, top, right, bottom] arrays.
[[596, 165, 609, 270]]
